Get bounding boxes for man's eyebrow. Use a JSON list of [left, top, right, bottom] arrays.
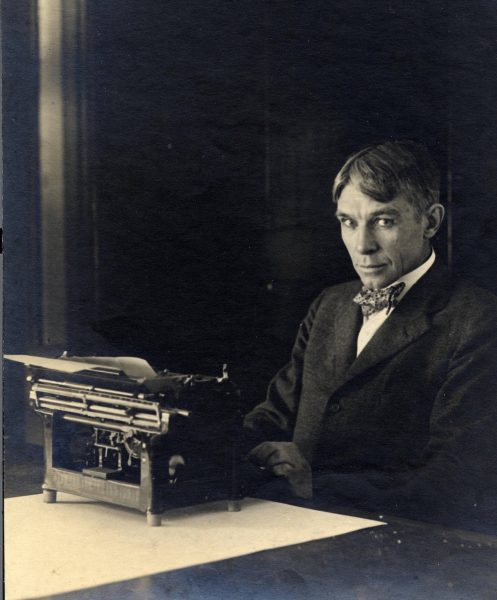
[[335, 207, 400, 218], [369, 207, 400, 217]]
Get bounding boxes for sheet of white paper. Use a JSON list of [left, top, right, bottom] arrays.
[[5, 493, 384, 599], [4, 354, 113, 374], [4, 354, 157, 379], [69, 356, 158, 379]]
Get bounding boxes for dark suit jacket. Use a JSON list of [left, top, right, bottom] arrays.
[[244, 261, 497, 528]]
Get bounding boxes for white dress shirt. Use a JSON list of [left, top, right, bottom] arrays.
[[356, 250, 436, 356]]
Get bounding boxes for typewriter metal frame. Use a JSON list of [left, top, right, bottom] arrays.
[[27, 362, 242, 525]]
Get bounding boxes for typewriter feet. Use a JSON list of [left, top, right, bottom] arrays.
[[146, 510, 162, 526], [227, 500, 241, 512], [42, 488, 57, 503]]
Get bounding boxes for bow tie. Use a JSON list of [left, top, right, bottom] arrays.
[[353, 282, 406, 317]]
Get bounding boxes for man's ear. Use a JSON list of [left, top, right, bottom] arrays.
[[423, 203, 445, 239]]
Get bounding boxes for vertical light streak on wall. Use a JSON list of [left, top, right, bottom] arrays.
[[38, 0, 66, 345]]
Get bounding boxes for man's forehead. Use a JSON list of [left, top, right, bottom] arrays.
[[336, 184, 413, 216]]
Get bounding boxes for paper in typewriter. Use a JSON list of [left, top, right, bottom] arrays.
[[4, 354, 158, 379], [5, 493, 384, 599]]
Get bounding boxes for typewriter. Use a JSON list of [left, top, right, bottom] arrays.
[[6, 354, 243, 525]]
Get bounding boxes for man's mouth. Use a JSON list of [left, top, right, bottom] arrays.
[[357, 264, 387, 271]]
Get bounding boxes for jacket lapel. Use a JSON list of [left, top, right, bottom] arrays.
[[326, 289, 363, 382], [344, 260, 452, 385]]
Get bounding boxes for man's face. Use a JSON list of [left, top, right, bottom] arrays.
[[336, 183, 431, 289]]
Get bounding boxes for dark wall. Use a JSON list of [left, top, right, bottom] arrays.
[[3, 0, 40, 447], [3, 1, 41, 353], [82, 1, 450, 404], [448, 1, 497, 293], [87, 1, 267, 377]]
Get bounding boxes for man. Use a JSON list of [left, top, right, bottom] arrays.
[[243, 141, 497, 529]]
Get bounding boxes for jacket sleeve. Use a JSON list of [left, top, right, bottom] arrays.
[[242, 290, 326, 451]]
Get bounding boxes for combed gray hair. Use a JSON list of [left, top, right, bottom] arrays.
[[333, 141, 441, 214]]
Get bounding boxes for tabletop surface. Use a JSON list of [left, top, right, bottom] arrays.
[[33, 508, 497, 600]]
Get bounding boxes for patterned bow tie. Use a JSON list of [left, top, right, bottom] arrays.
[[353, 282, 406, 317]]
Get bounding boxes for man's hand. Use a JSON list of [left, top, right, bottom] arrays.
[[248, 441, 313, 499]]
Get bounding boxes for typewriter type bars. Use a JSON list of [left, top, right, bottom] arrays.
[[25, 363, 242, 526], [29, 376, 179, 435]]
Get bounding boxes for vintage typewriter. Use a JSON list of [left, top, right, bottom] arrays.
[[6, 354, 243, 525]]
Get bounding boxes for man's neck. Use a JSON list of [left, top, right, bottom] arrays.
[[387, 248, 436, 298]]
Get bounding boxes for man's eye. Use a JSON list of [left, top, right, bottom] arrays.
[[339, 218, 355, 228], [375, 218, 394, 228]]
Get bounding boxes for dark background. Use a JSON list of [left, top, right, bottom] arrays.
[[4, 0, 497, 449]]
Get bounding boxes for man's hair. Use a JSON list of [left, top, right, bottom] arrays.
[[332, 141, 441, 214]]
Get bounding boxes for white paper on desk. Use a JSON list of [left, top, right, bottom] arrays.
[[4, 354, 157, 379], [5, 493, 385, 599]]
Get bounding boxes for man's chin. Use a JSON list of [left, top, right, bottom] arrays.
[[357, 269, 395, 290]]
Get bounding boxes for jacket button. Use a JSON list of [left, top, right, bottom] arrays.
[[329, 401, 341, 413]]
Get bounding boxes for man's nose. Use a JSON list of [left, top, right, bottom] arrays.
[[356, 226, 378, 254]]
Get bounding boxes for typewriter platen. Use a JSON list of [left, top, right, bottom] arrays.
[[6, 354, 243, 525]]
